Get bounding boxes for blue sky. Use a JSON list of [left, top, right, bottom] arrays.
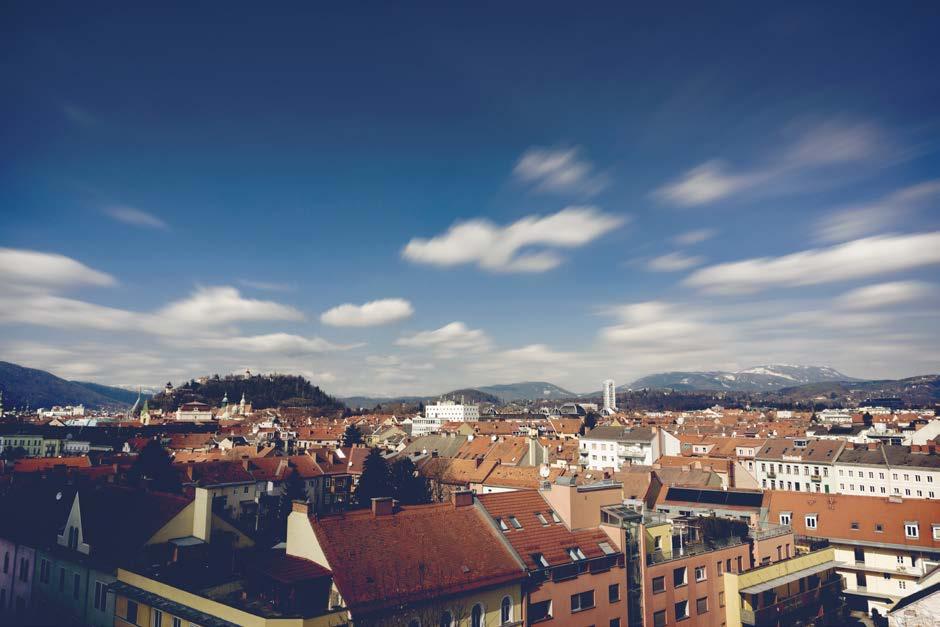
[[2, 2, 939, 395]]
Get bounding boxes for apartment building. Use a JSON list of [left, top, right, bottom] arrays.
[[764, 491, 940, 618], [754, 438, 843, 494], [833, 442, 940, 499], [479, 490, 627, 626], [580, 426, 667, 471]]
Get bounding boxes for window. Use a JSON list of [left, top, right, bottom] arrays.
[[675, 599, 689, 620], [550, 511, 562, 523], [536, 512, 549, 526], [696, 597, 708, 614], [126, 600, 139, 623], [500, 596, 513, 624], [899, 580, 907, 590], [18, 558, 28, 582], [905, 523, 919, 538], [876, 523, 884, 533], [779, 513, 791, 525], [695, 565, 707, 581], [850, 521, 859, 530], [719, 591, 725, 607], [609, 583, 620, 602], [567, 547, 586, 561], [153, 609, 164, 627], [652, 576, 666, 593], [94, 581, 107, 611], [854, 546, 865, 563], [508, 516, 522, 530], [571, 590, 594, 612], [2, 552, 7, 574], [439, 611, 452, 627], [471, 604, 483, 627], [653, 610, 667, 627], [805, 514, 818, 529], [532, 552, 549, 568], [716, 560, 723, 575], [610, 620, 621, 627], [496, 518, 508, 531], [39, 559, 50, 584], [674, 566, 687, 587], [73, 573, 81, 600], [599, 542, 616, 555], [172, 618, 182, 627], [529, 600, 551, 622], [933, 525, 940, 540]]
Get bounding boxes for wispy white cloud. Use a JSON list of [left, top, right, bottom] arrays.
[[684, 232, 940, 294], [673, 228, 718, 246], [104, 206, 169, 230], [647, 251, 705, 272], [396, 321, 491, 356], [320, 298, 413, 327], [157, 286, 303, 326], [838, 280, 932, 310], [194, 333, 358, 354], [238, 279, 294, 292], [513, 146, 607, 195], [655, 119, 890, 207], [402, 207, 625, 273], [0, 248, 116, 290], [815, 180, 940, 242]]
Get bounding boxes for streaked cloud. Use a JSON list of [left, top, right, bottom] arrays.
[[0, 247, 116, 290], [194, 333, 358, 354], [684, 232, 940, 293], [815, 180, 940, 242], [238, 279, 294, 292], [104, 206, 169, 230], [403, 207, 625, 273], [396, 321, 490, 355], [513, 146, 607, 195], [158, 286, 303, 326], [673, 228, 718, 246], [647, 251, 706, 272], [838, 280, 932, 310], [320, 298, 413, 327]]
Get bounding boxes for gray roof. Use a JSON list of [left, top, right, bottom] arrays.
[[756, 438, 843, 463], [397, 434, 469, 459], [837, 445, 940, 469], [584, 426, 655, 443]]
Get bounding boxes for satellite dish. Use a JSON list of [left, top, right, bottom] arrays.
[[539, 465, 550, 478], [55, 492, 62, 501]]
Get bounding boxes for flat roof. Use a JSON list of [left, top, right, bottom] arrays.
[[738, 560, 838, 595]]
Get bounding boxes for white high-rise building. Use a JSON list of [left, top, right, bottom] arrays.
[[602, 379, 617, 412], [411, 400, 480, 437]]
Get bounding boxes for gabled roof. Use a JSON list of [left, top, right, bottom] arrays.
[[309, 502, 524, 614], [478, 491, 615, 571], [756, 438, 843, 462], [764, 491, 940, 549], [13, 456, 92, 473]]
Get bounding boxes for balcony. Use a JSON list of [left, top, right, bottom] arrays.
[[766, 471, 777, 479], [810, 474, 822, 483], [740, 575, 844, 626]]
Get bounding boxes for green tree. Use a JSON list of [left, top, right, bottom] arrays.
[[279, 468, 308, 518], [1, 446, 27, 461], [343, 424, 364, 447], [128, 440, 181, 493], [392, 457, 431, 505], [354, 448, 394, 506]]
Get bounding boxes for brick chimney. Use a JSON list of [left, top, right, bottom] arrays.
[[845, 442, 855, 450], [292, 500, 309, 515], [867, 442, 878, 451], [453, 490, 474, 508], [372, 497, 394, 517]]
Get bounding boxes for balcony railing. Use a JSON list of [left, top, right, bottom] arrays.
[[740, 575, 844, 626], [766, 471, 777, 478], [810, 474, 822, 482], [647, 536, 746, 566]]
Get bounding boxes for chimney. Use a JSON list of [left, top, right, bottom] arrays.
[[372, 497, 395, 517], [193, 487, 213, 543], [291, 500, 309, 515], [867, 442, 878, 451], [845, 442, 855, 450], [453, 489, 474, 507]]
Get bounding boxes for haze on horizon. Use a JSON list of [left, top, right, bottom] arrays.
[[2, 3, 940, 396]]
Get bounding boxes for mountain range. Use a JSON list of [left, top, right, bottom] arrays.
[[0, 361, 147, 409], [627, 365, 858, 392]]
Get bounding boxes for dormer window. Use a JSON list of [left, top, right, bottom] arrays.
[[533, 552, 550, 568], [905, 522, 919, 539], [567, 547, 586, 561]]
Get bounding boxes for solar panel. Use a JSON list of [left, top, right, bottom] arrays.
[[665, 487, 763, 507]]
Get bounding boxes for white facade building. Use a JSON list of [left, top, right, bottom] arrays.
[[411, 400, 480, 437], [602, 379, 617, 413], [579, 426, 662, 470]]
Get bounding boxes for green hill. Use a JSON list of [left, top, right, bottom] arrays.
[[0, 361, 129, 409], [151, 372, 345, 413]]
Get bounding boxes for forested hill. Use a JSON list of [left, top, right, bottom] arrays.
[[151, 373, 345, 413]]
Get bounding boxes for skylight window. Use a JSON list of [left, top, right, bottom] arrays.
[[598, 542, 616, 555], [508, 515, 523, 530], [496, 518, 509, 532], [532, 552, 550, 568], [536, 512, 549, 526], [567, 547, 586, 561], [550, 511, 562, 523]]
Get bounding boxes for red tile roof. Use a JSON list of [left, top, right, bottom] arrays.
[[309, 502, 524, 614], [13, 456, 92, 472], [478, 491, 613, 571]]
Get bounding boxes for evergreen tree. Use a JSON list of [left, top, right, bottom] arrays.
[[354, 448, 394, 506], [392, 457, 431, 505], [128, 440, 181, 493], [279, 468, 308, 519], [343, 424, 364, 447]]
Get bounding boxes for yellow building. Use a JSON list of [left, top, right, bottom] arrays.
[[723, 547, 845, 627]]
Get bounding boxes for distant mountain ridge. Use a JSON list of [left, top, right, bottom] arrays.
[[0, 361, 134, 409], [476, 381, 575, 402], [629, 365, 859, 392], [343, 381, 575, 409]]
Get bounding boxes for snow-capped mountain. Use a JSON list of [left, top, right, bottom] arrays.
[[628, 364, 859, 392]]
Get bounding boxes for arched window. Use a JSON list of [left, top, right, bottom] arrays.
[[440, 611, 453, 627], [501, 597, 513, 624], [471, 603, 484, 627]]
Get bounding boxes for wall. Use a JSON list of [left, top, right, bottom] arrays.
[[527, 563, 627, 626], [540, 483, 622, 530], [889, 591, 940, 627]]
